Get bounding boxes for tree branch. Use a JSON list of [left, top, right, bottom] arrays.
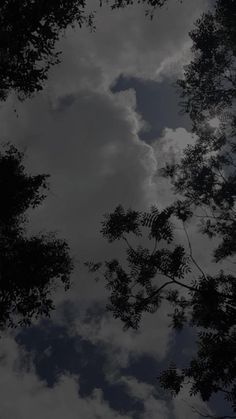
[[182, 222, 207, 280], [182, 399, 236, 419], [135, 280, 174, 303]]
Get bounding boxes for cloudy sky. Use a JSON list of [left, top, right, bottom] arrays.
[[0, 1, 221, 418]]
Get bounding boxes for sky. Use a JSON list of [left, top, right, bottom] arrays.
[[0, 1, 222, 418]]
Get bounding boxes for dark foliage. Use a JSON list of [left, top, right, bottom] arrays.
[[101, 205, 141, 242], [159, 1, 236, 415], [90, 204, 236, 414], [0, 145, 49, 227], [0, 0, 94, 101], [89, 205, 193, 332], [0, 145, 73, 329], [104, 0, 182, 18], [161, 0, 236, 262], [177, 0, 236, 128]]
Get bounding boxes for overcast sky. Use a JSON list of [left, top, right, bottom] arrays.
[[0, 1, 219, 418]]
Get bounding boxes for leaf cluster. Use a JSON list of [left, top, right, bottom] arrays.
[[0, 145, 73, 329], [0, 0, 94, 100]]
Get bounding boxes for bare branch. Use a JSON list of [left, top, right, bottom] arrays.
[[182, 399, 236, 419], [191, 405, 236, 419]]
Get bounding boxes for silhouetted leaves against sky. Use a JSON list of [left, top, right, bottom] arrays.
[[0, 0, 94, 100], [0, 145, 73, 330], [96, 202, 236, 414], [162, 0, 236, 262]]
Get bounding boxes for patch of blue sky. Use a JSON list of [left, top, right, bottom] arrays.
[[16, 320, 144, 417], [111, 75, 191, 142]]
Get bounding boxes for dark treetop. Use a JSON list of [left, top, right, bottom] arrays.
[[0, 144, 73, 330]]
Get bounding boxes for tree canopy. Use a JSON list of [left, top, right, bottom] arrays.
[[0, 144, 73, 330], [87, 1, 236, 417], [163, 0, 236, 262], [0, 0, 95, 101], [92, 204, 236, 415]]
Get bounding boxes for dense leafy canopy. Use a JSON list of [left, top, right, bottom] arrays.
[[0, 0, 95, 100], [178, 0, 236, 128], [0, 145, 73, 329], [162, 0, 236, 264]]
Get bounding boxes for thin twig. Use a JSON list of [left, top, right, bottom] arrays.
[[182, 222, 207, 280], [135, 280, 174, 303], [182, 398, 236, 419]]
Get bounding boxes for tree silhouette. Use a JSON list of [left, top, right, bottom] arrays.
[[88, 204, 236, 416], [0, 144, 73, 330], [161, 0, 236, 261], [177, 0, 236, 130], [87, 1, 236, 416], [0, 0, 95, 101]]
